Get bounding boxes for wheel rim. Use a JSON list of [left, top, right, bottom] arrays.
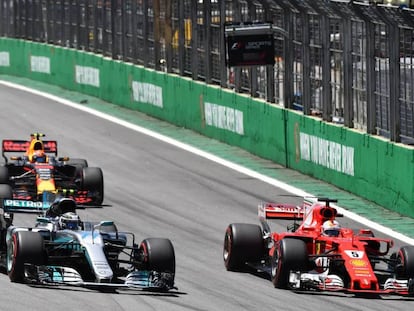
[[271, 248, 280, 278], [223, 231, 232, 261], [6, 236, 16, 273], [140, 241, 149, 265]]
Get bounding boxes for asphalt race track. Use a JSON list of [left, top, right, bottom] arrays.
[[0, 83, 413, 311]]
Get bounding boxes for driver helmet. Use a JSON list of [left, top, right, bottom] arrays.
[[33, 149, 47, 163], [30, 141, 46, 163], [322, 220, 341, 237], [59, 212, 81, 230]]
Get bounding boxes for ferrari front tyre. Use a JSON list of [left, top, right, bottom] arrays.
[[82, 167, 104, 205], [396, 246, 414, 278], [139, 238, 176, 274], [223, 223, 264, 271], [7, 231, 45, 283], [271, 238, 308, 289]]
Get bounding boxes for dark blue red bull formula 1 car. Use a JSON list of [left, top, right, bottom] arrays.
[[0, 133, 104, 207]]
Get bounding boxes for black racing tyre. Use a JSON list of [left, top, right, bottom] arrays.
[[139, 238, 176, 274], [271, 238, 308, 289], [65, 158, 89, 168], [82, 167, 104, 205], [0, 166, 9, 184], [66, 158, 88, 180], [396, 246, 414, 278], [7, 231, 45, 283], [0, 184, 13, 251], [0, 184, 12, 208], [223, 223, 264, 271]]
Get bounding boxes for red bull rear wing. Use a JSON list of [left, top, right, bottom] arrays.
[[2, 139, 57, 154], [2, 139, 58, 162]]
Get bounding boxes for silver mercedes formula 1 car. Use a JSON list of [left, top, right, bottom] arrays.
[[0, 195, 176, 291]]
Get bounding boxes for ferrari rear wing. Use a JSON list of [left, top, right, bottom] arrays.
[[258, 202, 305, 220]]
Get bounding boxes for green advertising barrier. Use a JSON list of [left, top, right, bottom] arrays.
[[1, 38, 413, 217], [0, 38, 26, 76], [285, 111, 414, 217]]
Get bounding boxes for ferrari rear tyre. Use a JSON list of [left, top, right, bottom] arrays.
[[139, 238, 176, 274], [7, 231, 45, 283], [223, 223, 264, 271], [82, 167, 104, 205], [0, 166, 9, 184], [396, 246, 414, 278], [271, 238, 308, 289]]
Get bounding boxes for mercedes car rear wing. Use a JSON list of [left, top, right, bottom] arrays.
[[3, 198, 51, 214]]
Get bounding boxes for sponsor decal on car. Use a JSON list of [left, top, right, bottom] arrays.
[[350, 259, 368, 267], [3, 199, 49, 209]]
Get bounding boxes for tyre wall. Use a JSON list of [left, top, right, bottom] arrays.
[[0, 38, 413, 217]]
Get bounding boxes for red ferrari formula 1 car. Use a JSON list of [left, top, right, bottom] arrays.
[[223, 198, 414, 296], [0, 133, 104, 207]]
